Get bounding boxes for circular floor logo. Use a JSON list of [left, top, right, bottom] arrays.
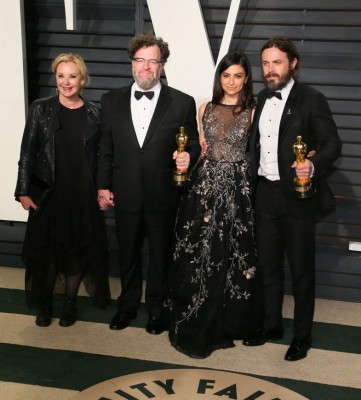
[[71, 368, 308, 400]]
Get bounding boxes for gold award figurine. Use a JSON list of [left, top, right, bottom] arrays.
[[173, 126, 188, 186], [292, 135, 316, 199]]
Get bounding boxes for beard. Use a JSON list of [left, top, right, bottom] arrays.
[[134, 71, 161, 90], [262, 68, 293, 91]]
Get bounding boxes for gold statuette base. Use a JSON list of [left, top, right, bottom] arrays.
[[173, 170, 188, 187], [293, 177, 316, 199]]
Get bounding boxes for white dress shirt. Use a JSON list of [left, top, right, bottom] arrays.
[[131, 81, 161, 147], [258, 78, 295, 181]]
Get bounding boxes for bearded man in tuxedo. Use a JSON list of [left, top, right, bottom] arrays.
[[243, 36, 341, 361], [97, 33, 200, 335]]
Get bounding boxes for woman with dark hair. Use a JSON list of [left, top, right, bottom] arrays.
[[166, 51, 257, 358], [15, 53, 110, 328]]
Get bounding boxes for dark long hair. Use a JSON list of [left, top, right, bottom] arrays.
[[212, 51, 255, 114]]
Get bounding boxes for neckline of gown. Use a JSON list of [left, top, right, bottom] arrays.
[[213, 102, 239, 108]]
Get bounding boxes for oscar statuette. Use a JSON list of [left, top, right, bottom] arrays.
[[292, 135, 316, 199], [173, 126, 188, 187]]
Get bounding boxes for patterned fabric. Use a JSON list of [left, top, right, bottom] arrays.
[[166, 103, 257, 358]]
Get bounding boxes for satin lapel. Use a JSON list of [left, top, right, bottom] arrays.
[[279, 83, 300, 141], [142, 85, 170, 147], [118, 86, 140, 149], [254, 94, 267, 131], [252, 93, 267, 146]]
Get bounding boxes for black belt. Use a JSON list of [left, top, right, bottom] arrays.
[[258, 176, 281, 186]]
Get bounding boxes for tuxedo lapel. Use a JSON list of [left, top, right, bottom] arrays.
[[254, 94, 267, 131], [118, 86, 140, 149], [279, 82, 300, 141], [142, 85, 171, 147]]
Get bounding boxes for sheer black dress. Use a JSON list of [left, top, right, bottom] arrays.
[[166, 102, 257, 358], [23, 103, 110, 310]]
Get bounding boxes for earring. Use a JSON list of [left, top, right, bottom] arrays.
[[55, 88, 59, 95]]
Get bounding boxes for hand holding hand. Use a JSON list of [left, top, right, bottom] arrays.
[[97, 189, 115, 211]]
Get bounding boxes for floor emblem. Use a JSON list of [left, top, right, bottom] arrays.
[[71, 368, 308, 399]]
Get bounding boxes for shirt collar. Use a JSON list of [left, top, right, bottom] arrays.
[[278, 77, 295, 100]]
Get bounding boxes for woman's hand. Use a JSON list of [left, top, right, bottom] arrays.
[[19, 195, 38, 211], [307, 150, 316, 158], [200, 141, 208, 157]]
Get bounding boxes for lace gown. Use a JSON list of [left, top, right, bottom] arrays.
[[166, 102, 257, 358]]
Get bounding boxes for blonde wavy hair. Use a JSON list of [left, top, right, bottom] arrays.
[[51, 53, 89, 88]]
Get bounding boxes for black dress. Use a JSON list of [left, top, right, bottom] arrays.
[[23, 103, 110, 309], [166, 103, 257, 358]]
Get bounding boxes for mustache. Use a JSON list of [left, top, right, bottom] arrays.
[[265, 73, 280, 79]]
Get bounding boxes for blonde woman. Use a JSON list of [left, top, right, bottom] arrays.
[[15, 53, 110, 328]]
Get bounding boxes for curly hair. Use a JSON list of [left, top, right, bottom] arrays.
[[127, 33, 170, 64]]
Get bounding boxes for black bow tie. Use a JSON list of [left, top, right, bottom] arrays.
[[266, 91, 282, 100], [134, 90, 154, 100]]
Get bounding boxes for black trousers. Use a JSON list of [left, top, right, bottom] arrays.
[[255, 178, 316, 341], [114, 207, 176, 316]]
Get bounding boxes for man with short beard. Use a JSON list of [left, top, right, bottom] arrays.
[[97, 33, 200, 335], [243, 36, 341, 361]]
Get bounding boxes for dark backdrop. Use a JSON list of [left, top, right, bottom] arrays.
[[2, 0, 360, 301]]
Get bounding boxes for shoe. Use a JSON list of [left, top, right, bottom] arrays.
[[35, 306, 52, 327], [109, 311, 137, 330], [285, 338, 311, 361], [59, 299, 77, 327], [145, 315, 164, 335], [242, 328, 283, 346]]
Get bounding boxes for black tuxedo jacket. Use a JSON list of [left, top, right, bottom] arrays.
[[97, 83, 200, 214], [249, 81, 342, 218]]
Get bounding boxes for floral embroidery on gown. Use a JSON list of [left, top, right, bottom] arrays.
[[166, 102, 257, 358]]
